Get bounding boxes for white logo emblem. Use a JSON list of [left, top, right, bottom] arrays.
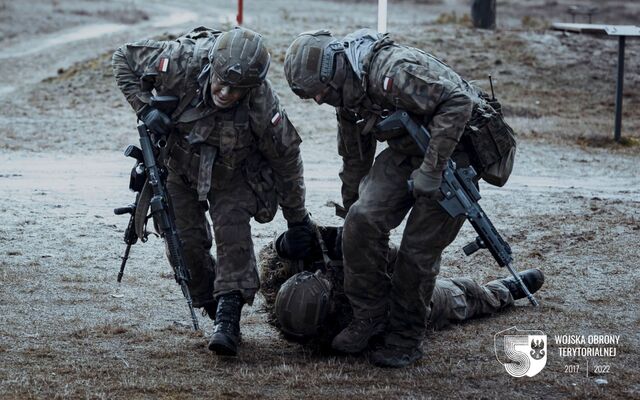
[[495, 326, 547, 377]]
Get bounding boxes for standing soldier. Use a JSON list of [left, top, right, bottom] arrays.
[[283, 29, 525, 367], [112, 26, 315, 356]]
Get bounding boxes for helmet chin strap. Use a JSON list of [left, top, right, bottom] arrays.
[[337, 60, 366, 109]]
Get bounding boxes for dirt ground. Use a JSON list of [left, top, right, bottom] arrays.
[[1, 0, 639, 399]]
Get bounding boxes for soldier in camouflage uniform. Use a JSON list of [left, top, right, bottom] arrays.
[[270, 227, 544, 344], [283, 29, 528, 367], [112, 26, 315, 356]]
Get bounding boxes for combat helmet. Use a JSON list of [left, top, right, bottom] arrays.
[[209, 27, 271, 87], [284, 30, 346, 99], [274, 270, 332, 339]]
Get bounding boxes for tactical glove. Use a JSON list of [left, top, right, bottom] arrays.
[[275, 214, 316, 260], [410, 162, 443, 200], [138, 106, 173, 136]]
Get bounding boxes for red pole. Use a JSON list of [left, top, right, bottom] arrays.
[[237, 0, 243, 25]]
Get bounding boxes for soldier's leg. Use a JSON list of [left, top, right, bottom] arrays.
[[342, 149, 414, 320], [207, 170, 259, 356], [427, 277, 514, 330], [208, 171, 259, 304], [333, 150, 414, 353], [166, 173, 216, 310], [385, 198, 466, 349]]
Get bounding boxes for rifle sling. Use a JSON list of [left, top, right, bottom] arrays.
[[135, 180, 153, 239]]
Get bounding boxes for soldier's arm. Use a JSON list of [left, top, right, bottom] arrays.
[[249, 80, 308, 223], [336, 108, 376, 211], [382, 65, 473, 171], [112, 39, 169, 113]]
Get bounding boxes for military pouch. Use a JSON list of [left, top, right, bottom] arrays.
[[465, 106, 516, 187], [480, 92, 503, 116], [243, 157, 278, 223], [210, 156, 236, 190], [167, 140, 200, 184]]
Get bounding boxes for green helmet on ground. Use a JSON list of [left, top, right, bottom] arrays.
[[209, 27, 271, 87], [274, 270, 332, 339], [284, 30, 344, 99]]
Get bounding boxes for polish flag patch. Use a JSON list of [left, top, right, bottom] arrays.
[[270, 112, 282, 126], [383, 76, 393, 92], [158, 57, 169, 72]]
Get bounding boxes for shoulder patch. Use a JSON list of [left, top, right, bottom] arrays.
[[383, 76, 393, 92], [157, 57, 169, 72], [270, 111, 282, 126]]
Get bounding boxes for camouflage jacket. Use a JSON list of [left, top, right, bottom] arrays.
[[337, 35, 485, 210], [112, 29, 307, 223]]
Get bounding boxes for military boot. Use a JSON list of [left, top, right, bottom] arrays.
[[331, 317, 386, 354], [370, 344, 424, 368], [500, 268, 545, 300], [208, 292, 244, 356]]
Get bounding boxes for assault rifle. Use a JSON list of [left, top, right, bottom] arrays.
[[377, 111, 538, 306], [114, 96, 200, 330]]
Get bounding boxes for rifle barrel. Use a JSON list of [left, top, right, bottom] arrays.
[[117, 243, 132, 283]]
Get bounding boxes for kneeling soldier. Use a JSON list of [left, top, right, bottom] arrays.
[[264, 227, 543, 368]]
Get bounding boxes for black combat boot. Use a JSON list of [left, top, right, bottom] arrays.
[[371, 344, 424, 368], [500, 268, 545, 300], [208, 292, 244, 356], [331, 316, 386, 354]]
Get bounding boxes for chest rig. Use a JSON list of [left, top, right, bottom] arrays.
[[169, 99, 254, 201]]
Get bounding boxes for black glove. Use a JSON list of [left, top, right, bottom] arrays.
[[275, 214, 315, 260], [410, 162, 443, 200], [138, 106, 173, 136]]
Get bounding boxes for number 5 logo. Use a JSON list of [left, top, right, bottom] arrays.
[[495, 326, 547, 377]]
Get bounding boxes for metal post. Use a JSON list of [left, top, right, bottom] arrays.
[[614, 35, 626, 142], [471, 0, 496, 29], [237, 0, 243, 25], [378, 0, 388, 33]]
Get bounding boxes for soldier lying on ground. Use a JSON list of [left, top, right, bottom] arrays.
[[112, 26, 316, 356], [284, 29, 518, 367], [259, 226, 544, 353]]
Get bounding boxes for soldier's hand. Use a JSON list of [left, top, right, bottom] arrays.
[[410, 163, 443, 200], [276, 214, 315, 260], [138, 106, 173, 136]]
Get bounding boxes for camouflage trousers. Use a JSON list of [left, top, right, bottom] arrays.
[[343, 148, 468, 349], [166, 168, 260, 307], [428, 277, 513, 330]]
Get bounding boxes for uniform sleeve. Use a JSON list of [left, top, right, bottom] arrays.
[[249, 80, 308, 223], [382, 64, 473, 171], [336, 108, 376, 211], [111, 39, 169, 114]]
